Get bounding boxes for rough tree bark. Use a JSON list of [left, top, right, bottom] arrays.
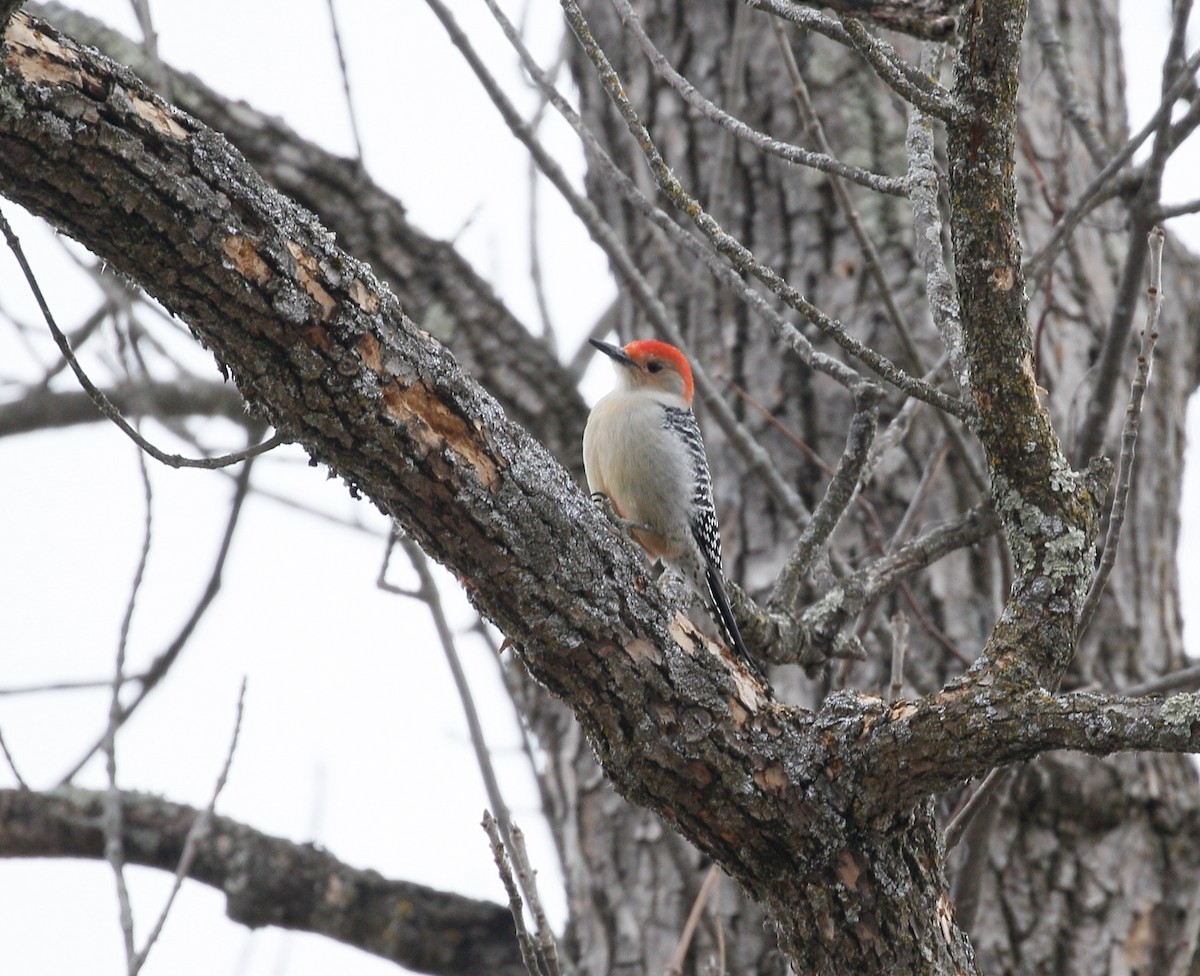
[[560, 0, 1200, 972], [2, 2, 1200, 975]]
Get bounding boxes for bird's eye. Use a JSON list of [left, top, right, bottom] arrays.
[[646, 361, 663, 373]]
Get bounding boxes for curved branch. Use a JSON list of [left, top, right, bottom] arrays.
[[946, 0, 1103, 689], [862, 685, 1200, 812], [0, 788, 525, 976], [32, 1, 590, 478]]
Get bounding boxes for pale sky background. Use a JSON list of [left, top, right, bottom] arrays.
[[0, 2, 1197, 975]]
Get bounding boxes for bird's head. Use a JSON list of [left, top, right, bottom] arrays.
[[589, 338, 695, 404]]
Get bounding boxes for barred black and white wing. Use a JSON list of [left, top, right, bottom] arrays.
[[662, 406, 762, 679]]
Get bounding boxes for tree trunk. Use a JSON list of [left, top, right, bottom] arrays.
[[4, 3, 1200, 974], [557, 0, 1200, 972]]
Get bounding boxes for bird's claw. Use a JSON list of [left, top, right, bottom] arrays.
[[590, 492, 654, 538]]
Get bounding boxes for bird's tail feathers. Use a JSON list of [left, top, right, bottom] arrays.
[[704, 565, 769, 687]]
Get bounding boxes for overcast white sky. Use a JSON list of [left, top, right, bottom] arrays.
[[0, 2, 1197, 975]]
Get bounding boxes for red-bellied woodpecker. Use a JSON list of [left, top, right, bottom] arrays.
[[583, 337, 763, 681]]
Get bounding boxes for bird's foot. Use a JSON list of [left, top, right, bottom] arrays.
[[590, 492, 654, 538]]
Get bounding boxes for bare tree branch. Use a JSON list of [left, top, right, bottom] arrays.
[[1078, 227, 1165, 634], [57, 443, 258, 784], [0, 788, 526, 976], [3, 10, 1197, 973], [609, 0, 908, 195], [747, 0, 962, 49], [561, 0, 968, 417], [0, 379, 249, 437], [32, 1, 591, 479], [1, 210, 284, 468], [131, 679, 247, 973]]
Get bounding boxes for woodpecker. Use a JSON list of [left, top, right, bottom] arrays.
[[583, 337, 762, 681]]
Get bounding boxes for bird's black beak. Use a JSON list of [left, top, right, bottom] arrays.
[[589, 338, 636, 367]]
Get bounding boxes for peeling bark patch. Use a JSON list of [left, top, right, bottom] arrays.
[[380, 379, 500, 490], [4, 17, 84, 88], [624, 637, 663, 665], [836, 849, 868, 890], [991, 265, 1015, 291], [935, 890, 957, 946], [668, 613, 704, 655], [347, 278, 379, 313], [356, 332, 382, 372], [222, 235, 272, 286], [754, 764, 788, 796], [303, 326, 331, 355], [285, 240, 337, 321], [728, 669, 763, 713], [128, 92, 188, 140]]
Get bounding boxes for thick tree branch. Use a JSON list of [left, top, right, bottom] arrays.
[[32, 1, 590, 478], [0, 16, 972, 971], [862, 686, 1200, 812], [0, 788, 526, 976], [5, 12, 1185, 975], [946, 0, 1103, 688]]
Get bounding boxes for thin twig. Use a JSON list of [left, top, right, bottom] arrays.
[[482, 812, 548, 976], [127, 0, 170, 100], [527, 145, 555, 348], [104, 444, 154, 970], [521, 32, 572, 351], [1027, 0, 1109, 168], [1025, 45, 1200, 289], [949, 766, 1012, 930], [130, 679, 247, 973], [888, 611, 909, 702], [380, 531, 571, 955], [325, 0, 366, 168], [0, 677, 125, 696], [945, 766, 1012, 850], [0, 727, 30, 789], [560, 0, 967, 418], [770, 383, 882, 609], [1078, 227, 1165, 634], [665, 863, 720, 976], [885, 437, 949, 555], [1125, 662, 1200, 697], [1154, 195, 1200, 221], [609, 0, 908, 195], [0, 210, 285, 469], [506, 822, 564, 976], [378, 530, 520, 849], [57, 448, 258, 785]]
